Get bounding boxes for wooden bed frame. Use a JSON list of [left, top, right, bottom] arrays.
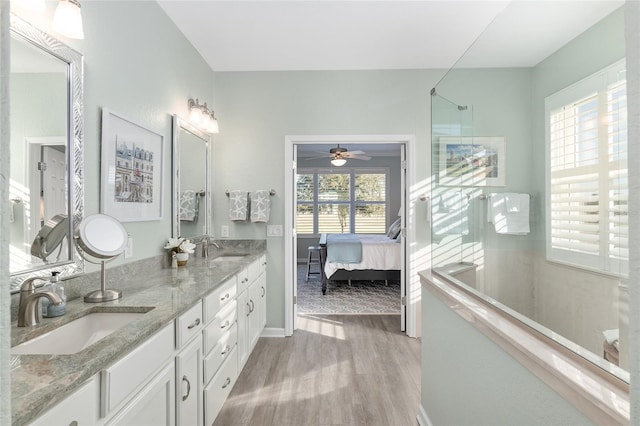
[[318, 234, 401, 295]]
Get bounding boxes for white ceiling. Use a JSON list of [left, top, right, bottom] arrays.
[[157, 0, 623, 72]]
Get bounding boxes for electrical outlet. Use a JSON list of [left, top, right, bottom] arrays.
[[267, 225, 283, 237], [221, 225, 229, 238], [124, 235, 133, 258]]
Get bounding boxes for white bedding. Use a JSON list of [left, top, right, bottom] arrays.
[[324, 234, 401, 278]]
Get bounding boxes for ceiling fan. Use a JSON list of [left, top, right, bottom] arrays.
[[306, 145, 372, 166]]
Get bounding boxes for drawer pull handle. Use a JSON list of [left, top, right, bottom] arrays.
[[261, 286, 265, 297], [249, 300, 255, 313], [220, 293, 230, 301], [221, 320, 230, 329], [221, 344, 231, 355], [182, 375, 191, 401], [222, 377, 231, 389], [246, 303, 251, 317], [187, 318, 201, 329]]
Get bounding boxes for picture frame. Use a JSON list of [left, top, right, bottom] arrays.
[[100, 108, 164, 221], [438, 136, 506, 187]]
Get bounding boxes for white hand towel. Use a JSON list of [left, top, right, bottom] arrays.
[[179, 190, 198, 222], [229, 190, 249, 221], [488, 193, 530, 235], [250, 190, 271, 223], [431, 192, 469, 237]]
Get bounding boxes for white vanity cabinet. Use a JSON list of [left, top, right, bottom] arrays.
[[29, 375, 101, 426], [102, 323, 176, 425], [238, 255, 267, 369], [175, 301, 204, 426]]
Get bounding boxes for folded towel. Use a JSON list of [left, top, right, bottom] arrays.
[[250, 190, 271, 223], [229, 190, 249, 221], [603, 329, 619, 349], [431, 192, 469, 237], [179, 190, 199, 222], [488, 193, 530, 235]]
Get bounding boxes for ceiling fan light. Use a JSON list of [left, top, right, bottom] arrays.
[[331, 158, 347, 167], [52, 0, 84, 40]]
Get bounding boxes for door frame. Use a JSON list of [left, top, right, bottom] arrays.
[[284, 134, 417, 337]]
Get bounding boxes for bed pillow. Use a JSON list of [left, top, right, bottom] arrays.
[[386, 217, 402, 239]]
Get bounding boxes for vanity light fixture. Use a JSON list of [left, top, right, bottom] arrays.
[[188, 98, 220, 134], [14, 0, 46, 12], [52, 0, 84, 40]]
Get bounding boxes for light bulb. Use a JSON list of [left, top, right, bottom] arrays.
[[208, 115, 219, 134], [52, 0, 84, 40]]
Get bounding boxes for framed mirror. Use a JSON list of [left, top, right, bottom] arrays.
[[9, 13, 84, 293], [172, 115, 210, 242]]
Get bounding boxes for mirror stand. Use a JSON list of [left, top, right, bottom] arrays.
[[84, 260, 122, 303]]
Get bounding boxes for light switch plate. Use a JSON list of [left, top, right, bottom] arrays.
[[267, 225, 283, 237], [220, 225, 229, 238]]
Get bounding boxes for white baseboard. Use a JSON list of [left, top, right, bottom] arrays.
[[261, 327, 285, 338], [416, 404, 433, 426]]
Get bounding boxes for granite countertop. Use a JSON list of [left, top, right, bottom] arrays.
[[10, 248, 265, 426]]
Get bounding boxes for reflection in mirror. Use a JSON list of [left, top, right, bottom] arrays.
[[172, 115, 210, 242], [430, 3, 628, 381], [9, 13, 84, 293]]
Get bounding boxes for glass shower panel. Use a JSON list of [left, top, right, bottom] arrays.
[[430, 92, 475, 270]]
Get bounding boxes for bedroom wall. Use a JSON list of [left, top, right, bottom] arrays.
[[212, 69, 441, 329]]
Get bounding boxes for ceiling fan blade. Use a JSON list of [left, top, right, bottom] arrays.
[[305, 155, 330, 160], [348, 150, 366, 155], [345, 154, 372, 160]]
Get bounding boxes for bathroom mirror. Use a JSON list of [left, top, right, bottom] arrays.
[[172, 115, 210, 242], [9, 13, 84, 293]]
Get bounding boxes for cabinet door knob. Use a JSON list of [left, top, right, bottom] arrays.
[[249, 300, 255, 313], [187, 318, 201, 329], [182, 375, 191, 401], [222, 377, 231, 389], [220, 293, 230, 301], [246, 303, 251, 317], [261, 286, 265, 297], [221, 320, 230, 329]]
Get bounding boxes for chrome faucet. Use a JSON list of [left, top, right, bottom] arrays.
[[201, 237, 209, 259], [17, 277, 63, 327]]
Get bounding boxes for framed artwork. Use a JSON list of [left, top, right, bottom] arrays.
[[438, 136, 506, 187], [100, 108, 164, 221]]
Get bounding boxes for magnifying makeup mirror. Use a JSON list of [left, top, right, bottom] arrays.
[[75, 214, 128, 303], [30, 213, 69, 263]]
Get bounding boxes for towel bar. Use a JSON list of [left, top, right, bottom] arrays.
[[479, 193, 532, 200], [225, 189, 276, 197]]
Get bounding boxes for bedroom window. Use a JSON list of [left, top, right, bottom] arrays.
[[296, 168, 389, 235], [545, 59, 627, 276]]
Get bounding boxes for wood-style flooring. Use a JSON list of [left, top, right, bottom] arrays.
[[214, 314, 421, 426]]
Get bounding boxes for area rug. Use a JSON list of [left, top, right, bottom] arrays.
[[296, 264, 401, 314]]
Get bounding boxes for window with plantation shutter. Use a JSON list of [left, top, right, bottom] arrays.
[[296, 168, 389, 235], [545, 59, 627, 276]]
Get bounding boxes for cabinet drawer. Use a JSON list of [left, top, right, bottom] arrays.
[[204, 276, 237, 323], [203, 323, 237, 384], [102, 323, 174, 417], [31, 375, 100, 426], [203, 301, 237, 355], [176, 300, 204, 348], [204, 346, 238, 426]]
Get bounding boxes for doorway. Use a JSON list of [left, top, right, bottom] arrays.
[[284, 135, 417, 337]]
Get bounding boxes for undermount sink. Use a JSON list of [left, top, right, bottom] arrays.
[[12, 311, 150, 355], [210, 255, 249, 262]]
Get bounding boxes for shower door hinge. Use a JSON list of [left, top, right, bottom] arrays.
[[401, 160, 407, 170], [38, 161, 47, 171], [401, 296, 406, 306]]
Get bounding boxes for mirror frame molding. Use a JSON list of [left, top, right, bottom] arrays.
[[171, 115, 210, 243], [9, 13, 85, 293]]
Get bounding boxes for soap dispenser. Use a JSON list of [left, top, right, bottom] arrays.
[[43, 271, 66, 317]]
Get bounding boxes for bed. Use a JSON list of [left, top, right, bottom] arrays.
[[318, 221, 402, 295]]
